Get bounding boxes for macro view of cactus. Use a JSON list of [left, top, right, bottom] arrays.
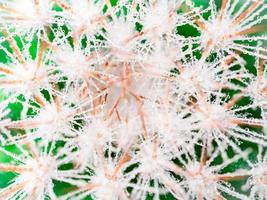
[[0, 0, 267, 199]]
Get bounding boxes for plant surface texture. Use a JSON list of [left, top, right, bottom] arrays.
[[0, 0, 267, 199]]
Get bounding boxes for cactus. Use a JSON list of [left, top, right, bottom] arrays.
[[0, 0, 266, 199]]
